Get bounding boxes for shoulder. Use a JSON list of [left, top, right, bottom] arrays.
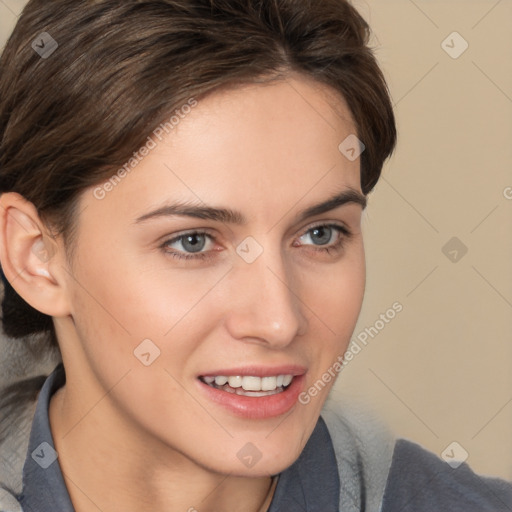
[[382, 438, 512, 512], [0, 404, 31, 512], [321, 401, 396, 512], [0, 389, 37, 499], [0, 353, 60, 512], [321, 403, 512, 512]]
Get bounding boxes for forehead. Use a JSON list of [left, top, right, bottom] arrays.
[[81, 75, 361, 227]]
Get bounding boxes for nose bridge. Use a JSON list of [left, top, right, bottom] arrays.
[[225, 244, 307, 346]]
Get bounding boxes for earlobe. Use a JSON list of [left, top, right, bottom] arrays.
[[0, 192, 70, 317]]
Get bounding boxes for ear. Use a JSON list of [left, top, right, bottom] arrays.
[[0, 192, 71, 317]]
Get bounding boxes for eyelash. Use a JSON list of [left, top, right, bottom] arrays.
[[160, 223, 352, 261]]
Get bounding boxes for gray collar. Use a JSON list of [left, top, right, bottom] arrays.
[[18, 363, 74, 511]]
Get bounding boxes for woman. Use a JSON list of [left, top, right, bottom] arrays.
[[0, 1, 510, 511]]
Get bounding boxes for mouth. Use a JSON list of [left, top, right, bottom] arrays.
[[199, 374, 294, 397], [197, 367, 306, 419]]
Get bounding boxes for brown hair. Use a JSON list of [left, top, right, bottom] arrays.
[[0, 0, 396, 350]]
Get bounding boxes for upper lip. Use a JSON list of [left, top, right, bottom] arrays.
[[199, 365, 307, 378]]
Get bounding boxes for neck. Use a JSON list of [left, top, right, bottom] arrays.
[[49, 382, 275, 512]]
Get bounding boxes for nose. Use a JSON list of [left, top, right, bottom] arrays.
[[223, 249, 308, 348]]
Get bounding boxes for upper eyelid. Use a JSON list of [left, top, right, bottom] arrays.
[[301, 220, 350, 233], [164, 228, 215, 244]]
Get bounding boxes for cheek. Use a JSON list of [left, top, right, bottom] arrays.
[[304, 241, 365, 344], [68, 240, 225, 338], [334, 249, 365, 339], [298, 241, 365, 406], [64, 244, 234, 401]]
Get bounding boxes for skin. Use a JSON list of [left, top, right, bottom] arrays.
[[0, 73, 366, 512]]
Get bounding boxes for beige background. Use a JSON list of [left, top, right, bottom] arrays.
[[1, 0, 511, 479]]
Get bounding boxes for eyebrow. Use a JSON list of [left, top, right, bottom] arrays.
[[134, 189, 366, 225]]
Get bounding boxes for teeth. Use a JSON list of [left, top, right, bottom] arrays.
[[261, 376, 277, 391], [242, 376, 262, 391], [228, 376, 243, 388], [203, 374, 294, 392]]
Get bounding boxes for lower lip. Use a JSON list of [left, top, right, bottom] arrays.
[[197, 375, 306, 419]]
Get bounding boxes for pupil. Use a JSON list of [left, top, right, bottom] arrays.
[[183, 234, 205, 253]]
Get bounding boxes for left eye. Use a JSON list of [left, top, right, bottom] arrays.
[[298, 225, 342, 246]]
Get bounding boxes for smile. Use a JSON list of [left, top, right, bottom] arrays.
[[197, 367, 306, 419], [200, 375, 294, 397]]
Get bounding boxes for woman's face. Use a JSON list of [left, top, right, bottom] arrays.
[[56, 74, 366, 476]]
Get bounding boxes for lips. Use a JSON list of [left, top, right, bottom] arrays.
[[197, 366, 306, 419], [200, 374, 294, 395]]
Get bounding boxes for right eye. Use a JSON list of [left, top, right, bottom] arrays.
[[161, 231, 216, 260]]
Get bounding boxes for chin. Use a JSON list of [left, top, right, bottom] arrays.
[[220, 427, 312, 477], [209, 450, 303, 478]]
